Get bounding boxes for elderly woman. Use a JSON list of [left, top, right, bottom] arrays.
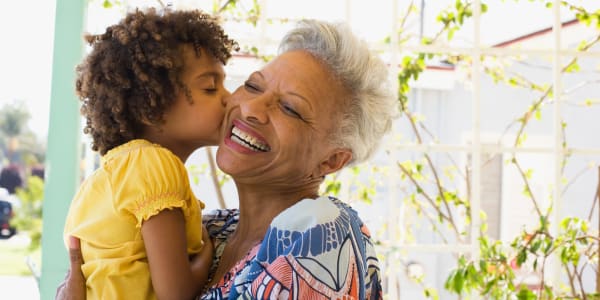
[[57, 19, 397, 299]]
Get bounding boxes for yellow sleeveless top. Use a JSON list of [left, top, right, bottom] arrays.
[[64, 139, 204, 300]]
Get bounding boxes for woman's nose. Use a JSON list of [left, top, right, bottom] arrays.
[[240, 93, 274, 124]]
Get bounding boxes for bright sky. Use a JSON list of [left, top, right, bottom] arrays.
[[0, 1, 56, 139], [0, 0, 597, 140]]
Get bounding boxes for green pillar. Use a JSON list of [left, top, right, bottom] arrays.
[[39, 0, 86, 299]]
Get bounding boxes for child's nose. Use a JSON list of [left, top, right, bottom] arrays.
[[221, 88, 231, 107]]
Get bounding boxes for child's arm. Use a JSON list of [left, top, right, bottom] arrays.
[[193, 225, 214, 286], [142, 208, 211, 300], [55, 236, 86, 300]]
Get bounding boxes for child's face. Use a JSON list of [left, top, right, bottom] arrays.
[[158, 46, 229, 152]]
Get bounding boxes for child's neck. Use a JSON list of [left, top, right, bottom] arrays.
[[169, 147, 192, 163], [139, 135, 196, 163]]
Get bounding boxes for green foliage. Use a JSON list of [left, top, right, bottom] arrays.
[[94, 0, 121, 9], [11, 176, 44, 252], [0, 101, 44, 166], [0, 101, 29, 138], [217, 0, 262, 26], [445, 237, 523, 299], [388, 0, 600, 299], [0, 241, 41, 275], [322, 176, 341, 196], [436, 0, 487, 40], [320, 165, 385, 205], [187, 163, 209, 186]]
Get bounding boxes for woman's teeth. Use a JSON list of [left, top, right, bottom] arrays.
[[231, 126, 270, 152]]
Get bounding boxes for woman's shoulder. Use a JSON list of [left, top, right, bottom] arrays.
[[245, 196, 381, 300], [270, 196, 365, 232], [259, 196, 374, 260]]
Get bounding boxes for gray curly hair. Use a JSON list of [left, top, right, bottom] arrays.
[[278, 19, 399, 165]]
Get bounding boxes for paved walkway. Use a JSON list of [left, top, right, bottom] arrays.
[[1, 233, 40, 299], [0, 275, 39, 299]]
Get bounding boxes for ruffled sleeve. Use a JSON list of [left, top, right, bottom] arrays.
[[107, 141, 200, 228]]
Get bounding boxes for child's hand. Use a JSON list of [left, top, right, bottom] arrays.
[[190, 225, 214, 290], [201, 225, 214, 256]]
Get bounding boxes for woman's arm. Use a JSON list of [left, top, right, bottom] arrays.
[[142, 208, 211, 300]]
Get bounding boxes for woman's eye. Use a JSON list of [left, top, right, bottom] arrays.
[[244, 81, 260, 92], [204, 88, 217, 94], [281, 103, 302, 119]]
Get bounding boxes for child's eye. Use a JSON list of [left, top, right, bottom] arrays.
[[204, 88, 217, 94]]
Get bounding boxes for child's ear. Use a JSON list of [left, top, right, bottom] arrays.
[[318, 149, 353, 177], [139, 116, 154, 126], [139, 116, 164, 134]]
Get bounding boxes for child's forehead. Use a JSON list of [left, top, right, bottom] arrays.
[[179, 45, 225, 76], [191, 44, 224, 61], [178, 44, 213, 59]]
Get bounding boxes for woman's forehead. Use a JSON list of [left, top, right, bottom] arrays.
[[264, 50, 321, 74], [260, 51, 345, 102]]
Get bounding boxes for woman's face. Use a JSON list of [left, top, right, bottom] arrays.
[[216, 50, 351, 185]]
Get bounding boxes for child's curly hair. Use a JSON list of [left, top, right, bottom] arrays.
[[76, 8, 238, 155]]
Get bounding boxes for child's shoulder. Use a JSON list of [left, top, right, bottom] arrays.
[[103, 139, 177, 163], [102, 139, 185, 177]]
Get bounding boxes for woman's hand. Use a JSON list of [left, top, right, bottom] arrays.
[[55, 236, 86, 300]]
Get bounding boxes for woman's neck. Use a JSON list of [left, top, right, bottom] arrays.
[[232, 182, 320, 241]]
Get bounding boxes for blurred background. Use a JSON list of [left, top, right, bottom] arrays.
[[0, 0, 599, 299]]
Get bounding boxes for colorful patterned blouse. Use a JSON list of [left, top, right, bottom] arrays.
[[200, 196, 382, 300]]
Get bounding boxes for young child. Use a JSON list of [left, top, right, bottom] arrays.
[[63, 8, 237, 300]]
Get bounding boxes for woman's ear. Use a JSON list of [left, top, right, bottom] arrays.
[[318, 149, 353, 177]]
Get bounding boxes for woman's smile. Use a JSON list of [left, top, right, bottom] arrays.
[[227, 120, 271, 153]]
